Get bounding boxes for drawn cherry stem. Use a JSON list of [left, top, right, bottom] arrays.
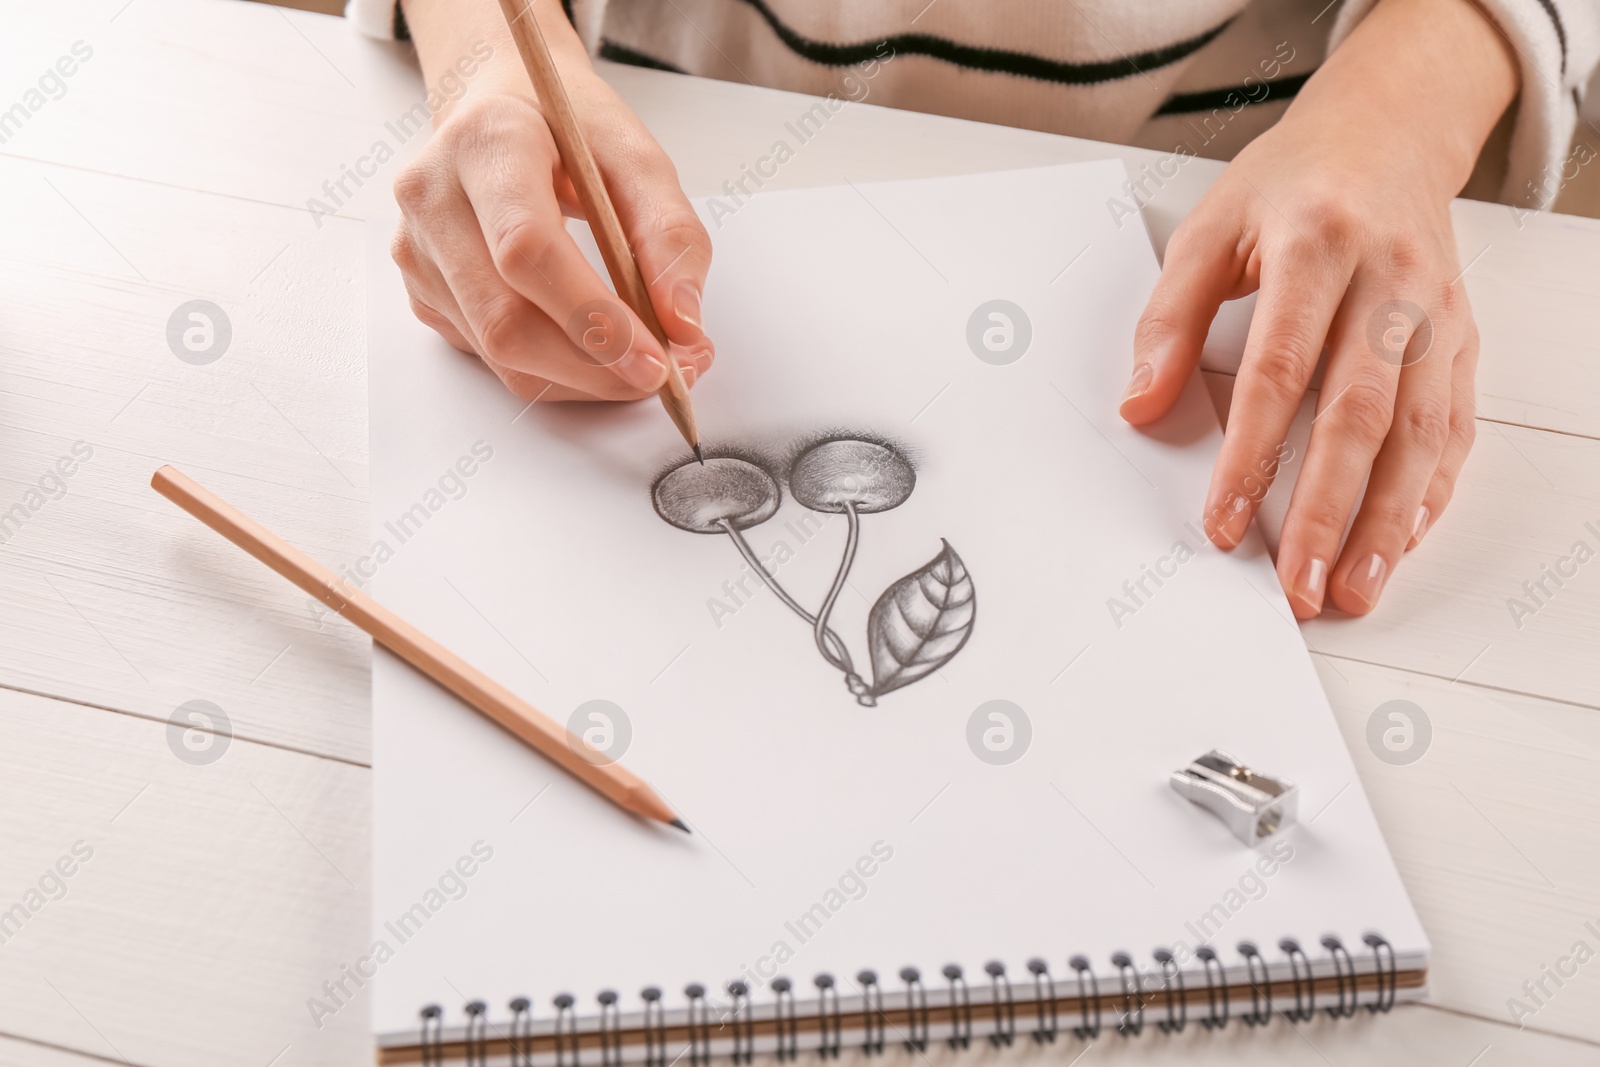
[[814, 501, 859, 670], [716, 518, 857, 674], [814, 501, 875, 706]]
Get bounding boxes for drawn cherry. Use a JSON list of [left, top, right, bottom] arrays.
[[788, 438, 915, 514], [652, 456, 780, 533]]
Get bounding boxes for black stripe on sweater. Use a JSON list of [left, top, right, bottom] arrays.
[[730, 0, 1234, 86], [1533, 0, 1569, 74], [1155, 70, 1312, 115], [599, 39, 690, 73]]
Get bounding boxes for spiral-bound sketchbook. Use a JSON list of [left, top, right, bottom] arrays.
[[365, 161, 1428, 1063]]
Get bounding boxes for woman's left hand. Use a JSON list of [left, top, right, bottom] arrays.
[[1118, 0, 1518, 619]]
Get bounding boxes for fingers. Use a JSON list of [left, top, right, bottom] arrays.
[[1274, 279, 1417, 618], [1121, 213, 1248, 425], [393, 188, 658, 402], [1413, 327, 1478, 547], [1204, 228, 1358, 550], [446, 124, 670, 392], [1322, 294, 1461, 615]]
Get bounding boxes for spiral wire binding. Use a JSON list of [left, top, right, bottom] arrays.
[[413, 935, 1406, 1061], [1280, 940, 1315, 1022], [1365, 933, 1398, 1013], [857, 971, 885, 1056], [943, 965, 973, 1050], [598, 991, 622, 1067], [1069, 956, 1101, 1040], [1322, 937, 1359, 1019], [509, 997, 533, 1067], [1239, 943, 1273, 1027], [1026, 959, 1058, 1043], [1110, 954, 1143, 1037], [900, 967, 929, 1052], [420, 1004, 443, 1067], [464, 1001, 488, 1067], [684, 984, 711, 1067], [985, 961, 1016, 1047], [770, 978, 798, 1063], [727, 981, 755, 1066], [1195, 947, 1230, 1030], [814, 974, 841, 1060], [1153, 950, 1186, 1034], [553, 995, 578, 1067], [640, 987, 666, 1067]]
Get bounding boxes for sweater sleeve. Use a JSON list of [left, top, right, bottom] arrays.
[[344, 0, 612, 52], [1328, 0, 1600, 208], [345, 0, 407, 39]]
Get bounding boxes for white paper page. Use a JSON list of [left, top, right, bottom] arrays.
[[367, 162, 1426, 1038]]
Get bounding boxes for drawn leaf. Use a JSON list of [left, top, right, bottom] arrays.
[[867, 539, 975, 696]]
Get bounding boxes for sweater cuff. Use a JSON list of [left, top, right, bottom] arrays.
[[1328, 0, 1600, 209], [345, 0, 407, 40]]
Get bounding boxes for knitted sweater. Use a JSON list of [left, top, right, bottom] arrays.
[[349, 0, 1600, 207]]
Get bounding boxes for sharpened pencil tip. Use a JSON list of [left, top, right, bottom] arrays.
[[692, 443, 705, 465], [670, 818, 691, 833]]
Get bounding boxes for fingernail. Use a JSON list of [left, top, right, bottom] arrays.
[[689, 345, 713, 374], [1410, 505, 1430, 545], [673, 282, 703, 334], [678, 362, 698, 389], [1122, 362, 1154, 405], [1348, 553, 1389, 609], [617, 346, 667, 390], [1205, 492, 1249, 548], [1291, 557, 1328, 614]]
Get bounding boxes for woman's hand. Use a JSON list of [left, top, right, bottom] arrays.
[[1120, 0, 1518, 618], [392, 0, 712, 402]]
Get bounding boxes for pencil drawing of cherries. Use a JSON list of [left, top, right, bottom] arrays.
[[653, 436, 975, 705]]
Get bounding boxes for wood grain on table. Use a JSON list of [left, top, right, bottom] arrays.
[[1, 2, 1597, 1065]]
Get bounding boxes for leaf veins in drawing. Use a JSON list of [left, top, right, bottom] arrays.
[[868, 540, 975, 696], [651, 434, 975, 705]]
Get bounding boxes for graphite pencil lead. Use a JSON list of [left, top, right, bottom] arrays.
[[670, 818, 692, 834], [692, 443, 705, 465]]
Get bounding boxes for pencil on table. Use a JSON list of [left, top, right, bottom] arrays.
[[150, 464, 688, 833]]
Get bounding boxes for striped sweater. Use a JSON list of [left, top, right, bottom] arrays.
[[349, 0, 1600, 208]]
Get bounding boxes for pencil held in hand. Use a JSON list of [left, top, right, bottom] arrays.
[[493, 0, 703, 456], [150, 465, 686, 832]]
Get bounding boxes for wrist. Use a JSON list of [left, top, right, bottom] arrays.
[[400, 0, 591, 124], [1288, 0, 1518, 200]]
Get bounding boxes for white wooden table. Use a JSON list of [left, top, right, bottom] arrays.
[[2, 2, 1598, 1064]]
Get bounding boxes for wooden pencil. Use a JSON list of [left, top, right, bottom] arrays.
[[496, 0, 704, 460], [150, 465, 687, 833]]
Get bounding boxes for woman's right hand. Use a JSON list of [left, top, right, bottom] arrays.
[[391, 2, 713, 401]]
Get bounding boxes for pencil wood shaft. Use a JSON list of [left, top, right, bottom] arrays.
[[150, 465, 680, 829], [496, 0, 700, 450]]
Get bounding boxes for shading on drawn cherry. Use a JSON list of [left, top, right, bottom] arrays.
[[788, 437, 915, 514], [652, 456, 780, 533]]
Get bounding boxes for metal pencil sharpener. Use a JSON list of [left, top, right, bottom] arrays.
[[1170, 750, 1298, 845]]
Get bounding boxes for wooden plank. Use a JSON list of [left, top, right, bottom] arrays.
[[0, 154, 372, 763], [1316, 654, 1600, 1046], [0, 686, 370, 1067]]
